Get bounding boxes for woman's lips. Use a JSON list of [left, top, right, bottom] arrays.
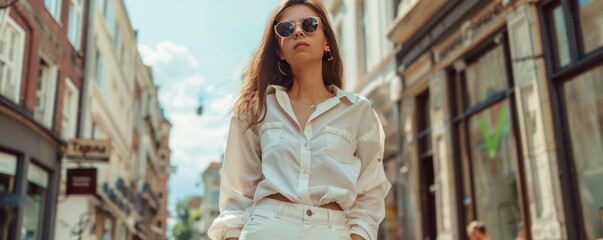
[[294, 42, 309, 49]]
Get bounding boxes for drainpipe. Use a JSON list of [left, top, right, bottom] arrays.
[[77, 0, 97, 138]]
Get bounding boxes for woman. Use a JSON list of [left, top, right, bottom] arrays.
[[208, 1, 391, 239]]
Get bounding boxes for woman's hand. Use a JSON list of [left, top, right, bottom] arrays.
[[351, 234, 365, 240]]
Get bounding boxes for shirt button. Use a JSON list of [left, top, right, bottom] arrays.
[[304, 143, 308, 148], [306, 209, 313, 216], [303, 169, 308, 174]]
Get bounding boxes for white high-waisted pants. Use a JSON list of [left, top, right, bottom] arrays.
[[239, 198, 351, 240]]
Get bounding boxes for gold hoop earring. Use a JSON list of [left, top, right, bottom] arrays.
[[278, 60, 288, 76], [325, 50, 334, 61]]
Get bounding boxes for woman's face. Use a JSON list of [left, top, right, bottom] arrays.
[[276, 5, 329, 66]]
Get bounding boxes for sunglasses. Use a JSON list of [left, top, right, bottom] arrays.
[[274, 16, 320, 38]]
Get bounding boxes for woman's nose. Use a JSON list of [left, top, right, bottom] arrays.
[[293, 24, 305, 38]]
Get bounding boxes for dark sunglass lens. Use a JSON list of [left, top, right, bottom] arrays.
[[302, 17, 319, 33], [276, 22, 295, 37]]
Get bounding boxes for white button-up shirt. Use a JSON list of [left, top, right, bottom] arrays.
[[208, 85, 391, 240]]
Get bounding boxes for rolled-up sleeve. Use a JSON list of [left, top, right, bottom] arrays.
[[208, 116, 262, 240], [347, 105, 392, 240]]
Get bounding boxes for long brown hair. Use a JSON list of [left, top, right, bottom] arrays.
[[232, 0, 343, 129]]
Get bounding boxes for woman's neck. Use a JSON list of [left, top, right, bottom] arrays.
[[288, 61, 332, 102]]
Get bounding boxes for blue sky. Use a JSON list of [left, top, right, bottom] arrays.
[[124, 0, 281, 227]]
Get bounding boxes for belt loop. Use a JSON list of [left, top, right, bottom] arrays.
[[327, 209, 333, 228], [275, 200, 286, 219]]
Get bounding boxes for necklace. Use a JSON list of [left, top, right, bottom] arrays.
[[295, 100, 316, 109], [291, 92, 334, 109]]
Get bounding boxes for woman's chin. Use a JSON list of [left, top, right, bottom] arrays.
[[288, 55, 323, 66]]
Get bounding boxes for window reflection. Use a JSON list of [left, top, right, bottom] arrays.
[[0, 152, 17, 240], [564, 64, 603, 239], [467, 101, 522, 240], [578, 0, 603, 53], [21, 164, 48, 240], [552, 5, 571, 67], [465, 45, 508, 106]]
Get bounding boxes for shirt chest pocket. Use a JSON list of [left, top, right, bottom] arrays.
[[260, 122, 284, 152], [325, 126, 355, 163]]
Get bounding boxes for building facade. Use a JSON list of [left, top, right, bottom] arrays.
[[324, 0, 402, 239], [0, 0, 86, 238], [199, 161, 222, 240], [131, 61, 163, 240], [54, 0, 168, 239], [324, 0, 603, 239], [387, 0, 603, 239], [152, 115, 172, 240]]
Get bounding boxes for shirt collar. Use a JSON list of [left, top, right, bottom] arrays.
[[266, 84, 356, 103]]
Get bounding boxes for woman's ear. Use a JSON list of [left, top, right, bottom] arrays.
[[277, 49, 284, 60], [324, 42, 330, 52]]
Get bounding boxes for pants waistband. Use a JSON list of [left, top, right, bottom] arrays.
[[254, 198, 347, 224]]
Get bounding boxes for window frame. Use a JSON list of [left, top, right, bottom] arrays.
[[415, 90, 437, 240], [67, 0, 84, 50], [447, 30, 531, 239], [539, 1, 603, 239], [0, 16, 25, 103], [61, 78, 79, 139], [94, 49, 103, 87], [23, 162, 50, 240], [540, 0, 603, 81], [44, 0, 63, 23], [357, 0, 369, 74], [34, 58, 59, 128]]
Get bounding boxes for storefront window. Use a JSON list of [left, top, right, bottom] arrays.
[[416, 91, 436, 240], [102, 217, 113, 240], [552, 5, 571, 67], [453, 39, 527, 239], [399, 100, 420, 240], [465, 45, 508, 107], [0, 152, 17, 240], [467, 101, 522, 240], [22, 164, 48, 240], [578, 0, 603, 54], [564, 64, 603, 239]]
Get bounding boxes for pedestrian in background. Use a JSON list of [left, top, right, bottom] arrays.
[[467, 221, 490, 240], [207, 0, 391, 239], [515, 223, 527, 240]]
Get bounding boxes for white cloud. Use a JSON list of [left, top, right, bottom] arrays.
[[188, 75, 204, 86], [208, 94, 235, 116], [139, 42, 202, 92], [205, 85, 215, 92], [139, 41, 198, 68], [139, 42, 208, 114], [140, 41, 232, 210], [162, 85, 200, 111]]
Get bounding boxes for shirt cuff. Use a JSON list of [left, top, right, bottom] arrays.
[[350, 224, 371, 240], [224, 228, 242, 239]]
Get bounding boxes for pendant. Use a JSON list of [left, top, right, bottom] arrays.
[[310, 105, 315, 109]]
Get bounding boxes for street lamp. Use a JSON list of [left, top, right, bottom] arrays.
[[196, 105, 203, 116], [0, 0, 19, 9], [196, 96, 204, 116]]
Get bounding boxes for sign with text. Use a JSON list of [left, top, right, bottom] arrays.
[[66, 168, 97, 195], [66, 139, 110, 161]]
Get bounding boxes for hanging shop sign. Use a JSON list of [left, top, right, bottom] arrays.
[[66, 168, 97, 195], [65, 139, 111, 161]]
